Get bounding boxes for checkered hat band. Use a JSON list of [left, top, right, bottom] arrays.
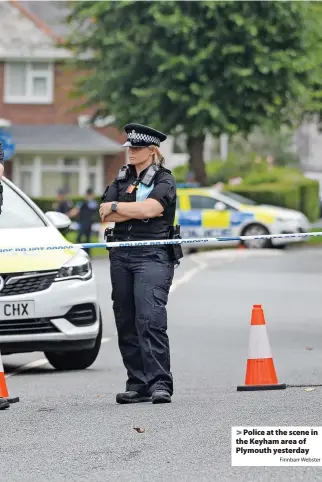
[[128, 131, 160, 146]]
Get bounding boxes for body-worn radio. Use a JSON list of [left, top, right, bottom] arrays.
[[140, 164, 160, 186], [104, 227, 114, 251], [168, 224, 184, 266], [116, 165, 129, 182]]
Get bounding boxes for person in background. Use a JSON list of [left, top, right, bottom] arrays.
[[69, 187, 98, 256], [0, 140, 10, 410], [53, 188, 74, 216]]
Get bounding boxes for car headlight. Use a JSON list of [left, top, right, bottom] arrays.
[[55, 255, 92, 281]]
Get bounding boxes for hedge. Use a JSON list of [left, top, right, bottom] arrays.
[[298, 179, 320, 222], [225, 183, 301, 209], [30, 179, 320, 224], [31, 196, 102, 224], [224, 179, 320, 222]]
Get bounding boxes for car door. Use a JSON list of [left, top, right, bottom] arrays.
[[176, 193, 230, 239]]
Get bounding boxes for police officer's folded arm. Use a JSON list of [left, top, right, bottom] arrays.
[[108, 198, 162, 219], [114, 178, 175, 219], [100, 181, 131, 223], [105, 212, 131, 223]]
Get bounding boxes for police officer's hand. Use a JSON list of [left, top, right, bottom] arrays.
[[99, 202, 112, 221]]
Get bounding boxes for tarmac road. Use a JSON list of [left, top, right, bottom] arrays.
[[1, 247, 322, 482]]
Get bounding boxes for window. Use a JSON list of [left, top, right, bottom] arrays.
[[189, 195, 216, 210], [88, 172, 96, 190], [0, 181, 46, 229], [20, 172, 32, 196], [13, 155, 103, 197], [41, 172, 80, 197], [4, 62, 54, 104], [221, 191, 258, 206]]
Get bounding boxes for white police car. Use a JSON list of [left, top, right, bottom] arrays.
[[0, 177, 102, 370]]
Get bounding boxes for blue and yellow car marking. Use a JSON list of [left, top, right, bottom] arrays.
[[177, 209, 256, 237], [178, 211, 202, 227], [175, 187, 278, 239], [230, 211, 255, 226]]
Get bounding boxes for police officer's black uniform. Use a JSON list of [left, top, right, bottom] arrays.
[[0, 141, 10, 410], [102, 124, 182, 404], [0, 140, 4, 216]]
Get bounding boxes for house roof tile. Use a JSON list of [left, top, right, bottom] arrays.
[[8, 124, 124, 155], [0, 1, 72, 60]]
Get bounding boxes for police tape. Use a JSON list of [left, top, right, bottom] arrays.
[[0, 231, 321, 254]]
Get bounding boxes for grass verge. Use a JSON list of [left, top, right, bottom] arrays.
[[64, 230, 108, 258], [307, 227, 322, 245]]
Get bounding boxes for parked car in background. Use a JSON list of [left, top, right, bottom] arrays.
[[98, 185, 310, 250], [175, 187, 310, 249], [0, 177, 102, 370]]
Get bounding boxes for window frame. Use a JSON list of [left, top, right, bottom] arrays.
[[189, 194, 238, 212], [4, 61, 54, 105], [189, 195, 218, 210], [13, 155, 104, 197]]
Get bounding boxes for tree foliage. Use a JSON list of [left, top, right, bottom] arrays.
[[65, 1, 322, 185]]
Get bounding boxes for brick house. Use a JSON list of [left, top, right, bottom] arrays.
[[0, 0, 127, 198]]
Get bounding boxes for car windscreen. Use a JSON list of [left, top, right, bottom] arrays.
[[0, 181, 47, 229], [222, 191, 258, 206]]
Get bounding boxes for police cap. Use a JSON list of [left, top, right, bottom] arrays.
[[123, 123, 167, 148]]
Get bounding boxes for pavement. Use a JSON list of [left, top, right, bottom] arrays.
[[1, 247, 322, 481]]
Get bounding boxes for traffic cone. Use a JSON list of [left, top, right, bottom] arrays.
[[0, 350, 19, 403], [237, 304, 286, 391]]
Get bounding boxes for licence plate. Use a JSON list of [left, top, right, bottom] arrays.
[[0, 301, 35, 320]]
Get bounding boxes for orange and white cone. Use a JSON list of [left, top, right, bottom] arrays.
[[237, 304, 286, 391], [0, 349, 19, 403]]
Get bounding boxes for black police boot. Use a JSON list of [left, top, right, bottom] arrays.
[[116, 391, 151, 404], [152, 390, 171, 404], [0, 398, 9, 410]]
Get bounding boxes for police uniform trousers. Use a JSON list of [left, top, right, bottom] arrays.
[[109, 245, 174, 395]]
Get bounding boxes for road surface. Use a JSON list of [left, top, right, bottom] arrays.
[[1, 247, 321, 481]]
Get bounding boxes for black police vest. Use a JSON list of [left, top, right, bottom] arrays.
[[112, 166, 176, 241]]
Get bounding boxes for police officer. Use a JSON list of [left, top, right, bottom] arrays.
[[99, 123, 181, 404], [0, 140, 10, 410]]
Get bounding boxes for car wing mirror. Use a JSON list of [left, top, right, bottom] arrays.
[[45, 211, 71, 230]]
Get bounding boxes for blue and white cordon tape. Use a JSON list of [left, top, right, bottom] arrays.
[[0, 231, 321, 254]]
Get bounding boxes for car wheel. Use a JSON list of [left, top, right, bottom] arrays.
[[44, 310, 103, 371], [241, 223, 271, 249]]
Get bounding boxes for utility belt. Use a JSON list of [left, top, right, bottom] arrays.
[[104, 224, 184, 266], [0, 181, 3, 215]]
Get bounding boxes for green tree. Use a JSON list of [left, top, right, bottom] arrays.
[[65, 0, 322, 185]]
